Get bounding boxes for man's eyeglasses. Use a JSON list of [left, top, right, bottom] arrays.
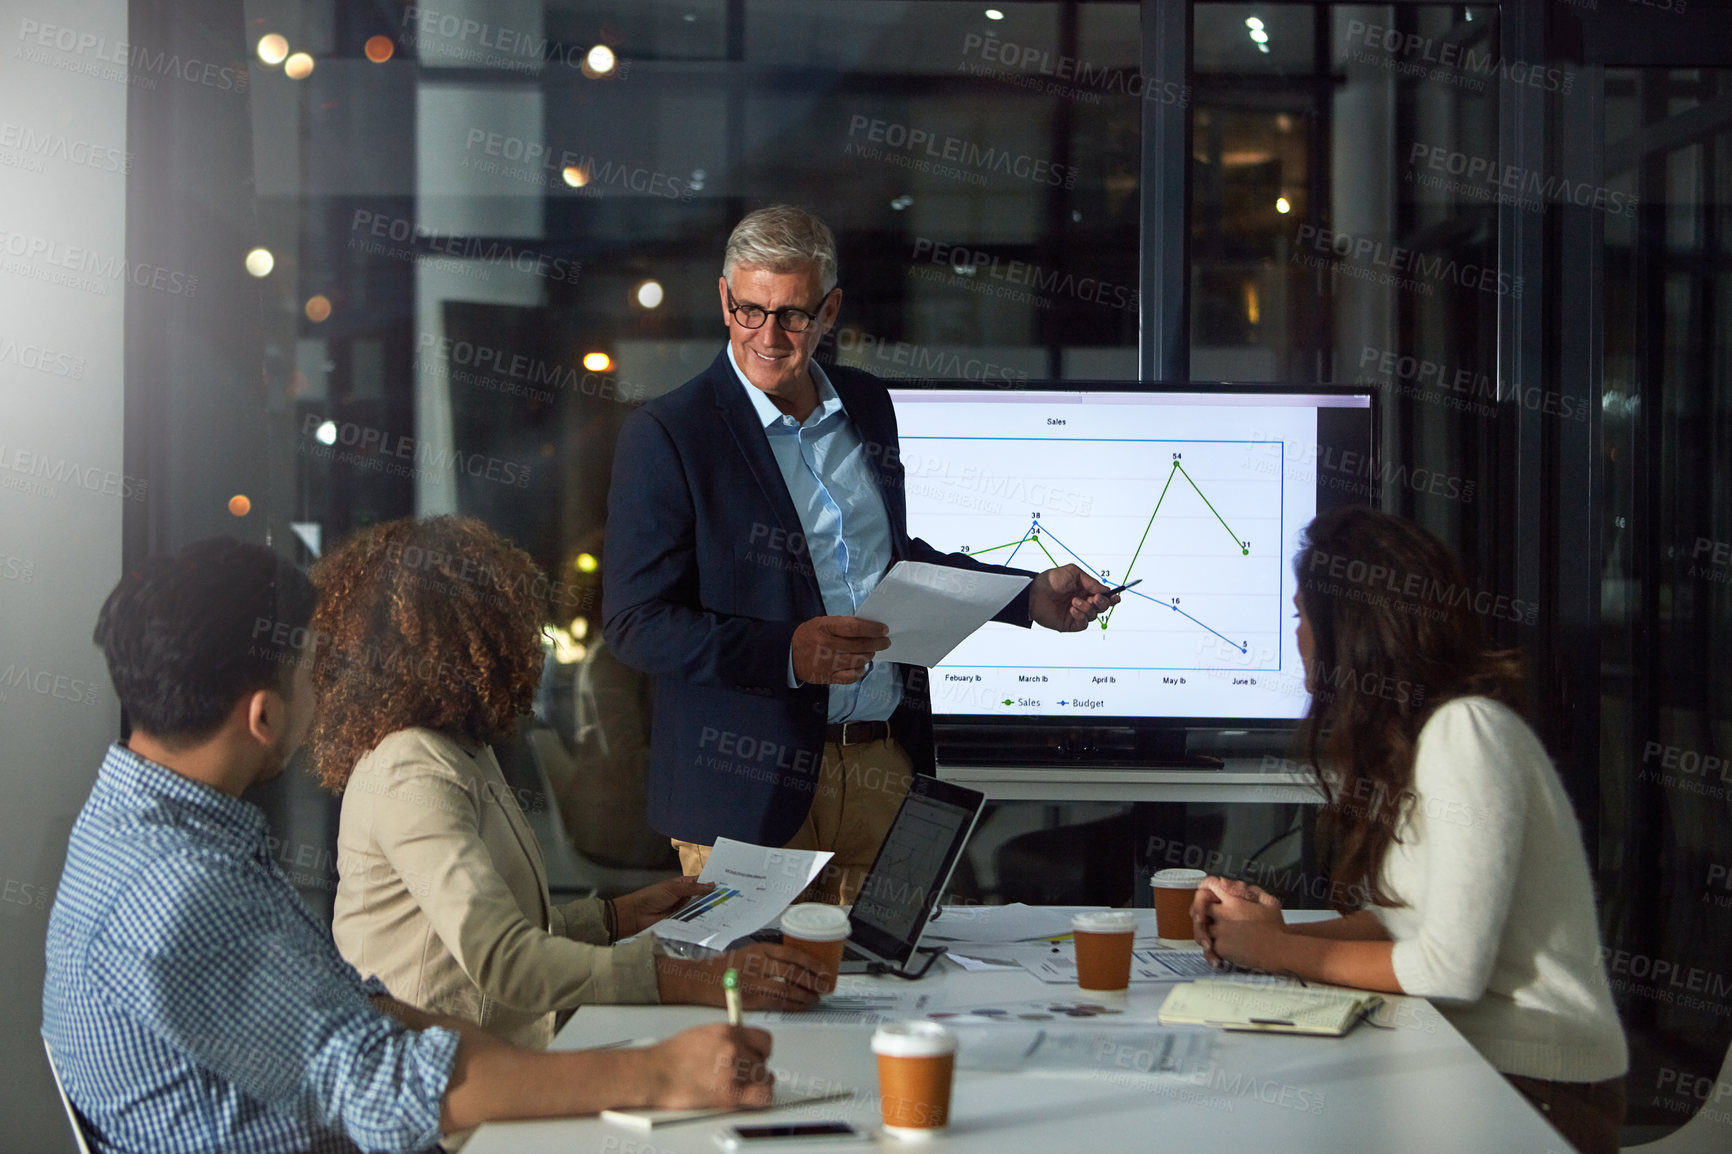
[[726, 287, 834, 333]]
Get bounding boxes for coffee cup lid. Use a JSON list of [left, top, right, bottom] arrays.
[[871, 1020, 957, 1057], [1071, 910, 1137, 933], [780, 902, 850, 941], [1151, 868, 1208, 889]]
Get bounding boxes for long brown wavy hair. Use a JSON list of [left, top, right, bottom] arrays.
[[1294, 507, 1527, 910], [307, 516, 547, 792]]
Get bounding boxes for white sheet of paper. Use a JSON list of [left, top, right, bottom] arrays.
[[921, 903, 1081, 944], [949, 1024, 1215, 1076], [1014, 945, 1294, 986], [643, 838, 831, 950], [1016, 946, 1195, 986], [945, 953, 1025, 973], [754, 978, 945, 1025], [855, 561, 1031, 667]]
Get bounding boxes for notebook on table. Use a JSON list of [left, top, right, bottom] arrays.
[[1158, 979, 1384, 1037], [599, 1087, 856, 1132]]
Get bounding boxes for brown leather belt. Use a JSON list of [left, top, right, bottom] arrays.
[[824, 720, 889, 746]]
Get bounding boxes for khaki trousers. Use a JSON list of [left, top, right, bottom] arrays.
[[672, 735, 913, 906]]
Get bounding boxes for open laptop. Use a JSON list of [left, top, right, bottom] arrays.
[[836, 775, 986, 978]]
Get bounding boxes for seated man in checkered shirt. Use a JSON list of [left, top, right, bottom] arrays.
[[42, 538, 775, 1154]]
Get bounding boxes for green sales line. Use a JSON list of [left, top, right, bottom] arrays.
[[1104, 460, 1245, 628], [967, 537, 1028, 556], [952, 462, 1251, 630], [1104, 464, 1180, 627], [1175, 461, 1248, 555]]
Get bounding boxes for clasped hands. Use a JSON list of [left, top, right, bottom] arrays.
[[790, 563, 1120, 685], [1191, 875, 1289, 971]]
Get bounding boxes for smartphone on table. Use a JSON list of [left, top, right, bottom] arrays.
[[714, 1121, 873, 1148]]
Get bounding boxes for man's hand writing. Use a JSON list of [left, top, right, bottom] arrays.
[[792, 615, 889, 684], [641, 1024, 775, 1109], [1029, 564, 1119, 632]]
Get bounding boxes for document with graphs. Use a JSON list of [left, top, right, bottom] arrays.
[[640, 838, 832, 951]]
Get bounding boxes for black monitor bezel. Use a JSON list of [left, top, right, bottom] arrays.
[[884, 379, 1378, 755]]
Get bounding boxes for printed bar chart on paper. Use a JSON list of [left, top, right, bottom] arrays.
[[644, 839, 833, 950], [890, 390, 1326, 721], [665, 887, 740, 923]]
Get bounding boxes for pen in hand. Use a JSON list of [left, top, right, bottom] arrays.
[[723, 967, 744, 1027]]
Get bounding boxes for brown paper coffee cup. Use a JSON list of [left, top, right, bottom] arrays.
[[1151, 868, 1207, 941], [1072, 910, 1136, 991], [872, 1021, 957, 1140], [780, 903, 849, 993]]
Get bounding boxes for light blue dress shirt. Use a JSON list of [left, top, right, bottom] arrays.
[[728, 348, 901, 722], [43, 744, 458, 1154]]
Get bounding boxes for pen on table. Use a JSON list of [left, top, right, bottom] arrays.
[[723, 967, 744, 1026], [589, 1037, 660, 1051]]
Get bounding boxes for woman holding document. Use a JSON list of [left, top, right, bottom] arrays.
[[1191, 508, 1627, 1154], [310, 516, 822, 1052]]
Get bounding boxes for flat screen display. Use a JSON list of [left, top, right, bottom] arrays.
[[888, 385, 1375, 727]]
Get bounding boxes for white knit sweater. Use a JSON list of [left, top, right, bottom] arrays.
[[1366, 696, 1628, 1083]]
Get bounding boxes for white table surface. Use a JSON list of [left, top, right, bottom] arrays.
[[463, 909, 1568, 1154]]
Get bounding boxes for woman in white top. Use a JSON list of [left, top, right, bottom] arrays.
[[1193, 507, 1627, 1154], [309, 516, 823, 1052]]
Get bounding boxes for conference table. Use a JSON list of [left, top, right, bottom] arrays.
[[464, 909, 1570, 1153]]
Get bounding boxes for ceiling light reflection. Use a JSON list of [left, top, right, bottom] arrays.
[[584, 44, 616, 76]]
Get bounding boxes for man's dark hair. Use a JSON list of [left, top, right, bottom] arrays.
[[93, 537, 316, 744]]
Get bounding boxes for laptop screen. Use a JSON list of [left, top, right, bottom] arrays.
[[847, 775, 984, 966]]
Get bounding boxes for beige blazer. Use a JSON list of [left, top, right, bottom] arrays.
[[332, 727, 660, 1050]]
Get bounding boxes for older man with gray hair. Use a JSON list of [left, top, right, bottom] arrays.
[[603, 205, 1115, 906]]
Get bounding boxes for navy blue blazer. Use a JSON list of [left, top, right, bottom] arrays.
[[602, 349, 1034, 847]]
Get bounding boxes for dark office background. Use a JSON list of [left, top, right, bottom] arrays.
[[3, 1, 1725, 1148]]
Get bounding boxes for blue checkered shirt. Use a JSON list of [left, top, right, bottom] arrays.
[[43, 744, 460, 1153]]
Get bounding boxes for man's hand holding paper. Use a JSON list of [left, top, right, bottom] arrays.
[[792, 615, 890, 684]]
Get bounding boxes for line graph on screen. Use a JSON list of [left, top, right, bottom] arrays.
[[900, 436, 1285, 672]]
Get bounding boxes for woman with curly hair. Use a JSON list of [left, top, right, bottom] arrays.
[[312, 516, 823, 1053], [1191, 507, 1627, 1154]]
